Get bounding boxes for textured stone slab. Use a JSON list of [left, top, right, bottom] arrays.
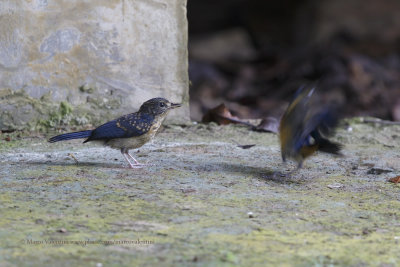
[[0, 0, 188, 130], [0, 120, 400, 265]]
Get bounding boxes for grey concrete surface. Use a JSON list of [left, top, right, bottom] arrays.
[[0, 119, 400, 266]]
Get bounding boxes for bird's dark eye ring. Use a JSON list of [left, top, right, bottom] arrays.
[[159, 102, 166, 107]]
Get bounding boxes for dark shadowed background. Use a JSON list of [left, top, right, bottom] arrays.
[[187, 0, 400, 122]]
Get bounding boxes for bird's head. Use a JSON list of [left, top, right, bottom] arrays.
[[139, 97, 182, 116]]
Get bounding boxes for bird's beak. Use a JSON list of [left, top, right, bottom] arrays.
[[169, 103, 182, 109]]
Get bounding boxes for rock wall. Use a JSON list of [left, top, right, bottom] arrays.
[[0, 0, 189, 131]]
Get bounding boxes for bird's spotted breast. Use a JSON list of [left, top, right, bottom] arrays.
[[146, 113, 168, 138]]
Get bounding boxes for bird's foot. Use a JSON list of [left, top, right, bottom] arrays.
[[122, 152, 146, 169], [127, 163, 145, 169]]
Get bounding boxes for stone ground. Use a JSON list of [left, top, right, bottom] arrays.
[[0, 118, 399, 266]]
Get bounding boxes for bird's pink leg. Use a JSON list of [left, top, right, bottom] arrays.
[[127, 152, 146, 166], [122, 153, 143, 169]]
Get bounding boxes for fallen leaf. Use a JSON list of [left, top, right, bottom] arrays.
[[388, 176, 400, 183], [202, 103, 238, 125], [367, 167, 393, 175], [252, 117, 280, 133], [237, 144, 255, 149], [202, 103, 255, 127]]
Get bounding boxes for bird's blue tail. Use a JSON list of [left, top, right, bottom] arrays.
[[48, 130, 92, 143]]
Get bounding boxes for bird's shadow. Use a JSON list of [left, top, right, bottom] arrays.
[[25, 160, 130, 170], [22, 159, 304, 184], [184, 160, 305, 185]]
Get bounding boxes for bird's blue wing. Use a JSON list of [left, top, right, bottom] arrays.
[[86, 113, 154, 141], [116, 113, 154, 137]]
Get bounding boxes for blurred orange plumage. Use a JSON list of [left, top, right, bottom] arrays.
[[279, 86, 342, 170]]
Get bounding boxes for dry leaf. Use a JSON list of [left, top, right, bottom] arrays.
[[202, 103, 239, 125], [252, 117, 280, 133], [202, 103, 255, 127], [388, 176, 400, 183], [237, 144, 255, 149]]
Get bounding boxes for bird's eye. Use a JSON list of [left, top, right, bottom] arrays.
[[159, 102, 166, 107]]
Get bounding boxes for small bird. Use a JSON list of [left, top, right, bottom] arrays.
[[49, 97, 181, 168], [279, 86, 342, 171]]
